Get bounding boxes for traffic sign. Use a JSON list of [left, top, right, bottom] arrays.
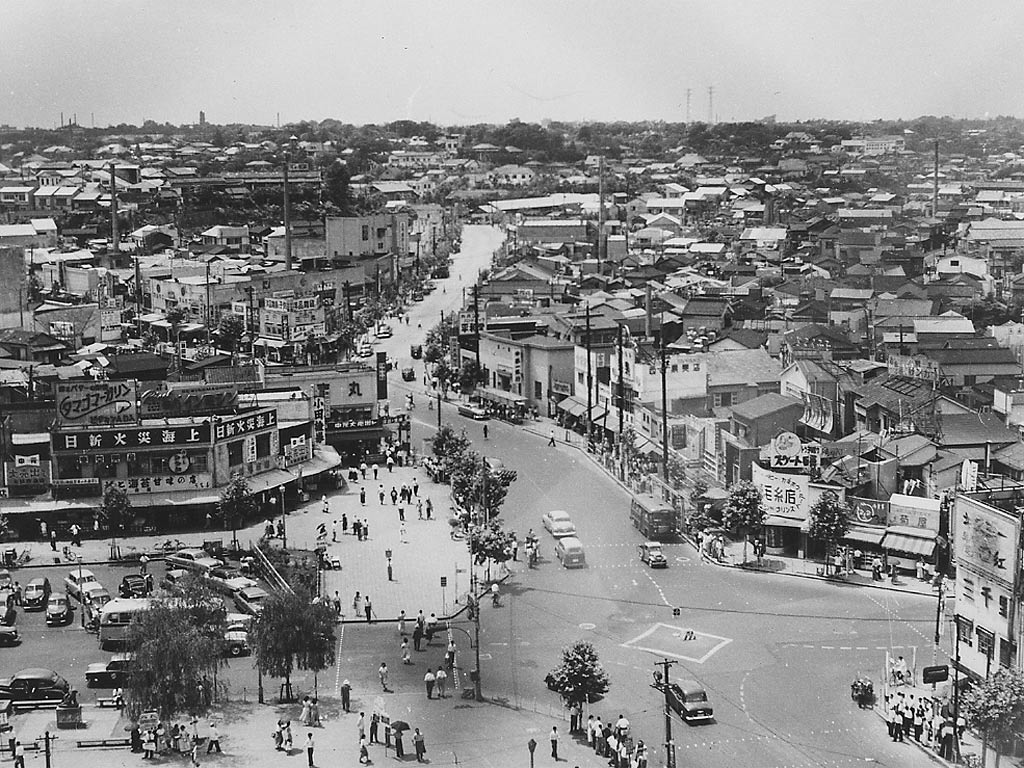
[[922, 665, 949, 684], [138, 710, 159, 729], [440, 576, 447, 588]]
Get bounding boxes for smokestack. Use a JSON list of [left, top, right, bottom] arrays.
[[645, 283, 652, 339], [109, 162, 118, 254]]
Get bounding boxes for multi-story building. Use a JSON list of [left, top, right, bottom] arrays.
[[325, 213, 411, 261], [259, 292, 327, 344]]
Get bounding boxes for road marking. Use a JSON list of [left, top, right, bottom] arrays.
[[622, 622, 732, 664], [643, 571, 672, 608], [579, 623, 596, 630], [334, 621, 345, 696]]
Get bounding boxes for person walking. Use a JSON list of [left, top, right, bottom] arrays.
[[304, 733, 315, 767], [394, 727, 404, 759], [378, 662, 389, 692], [390, 487, 399, 505], [353, 519, 362, 541], [417, 499, 424, 519], [413, 622, 424, 651], [358, 736, 369, 764], [550, 726, 559, 761], [400, 523, 408, 543], [206, 722, 221, 753], [548, 429, 556, 447], [435, 666, 447, 698], [387, 455, 395, 473], [331, 519, 337, 542], [362, 518, 369, 539], [12, 740, 23, 768], [340, 680, 351, 713], [321, 495, 329, 515], [413, 728, 426, 763], [353, 591, 362, 616], [401, 637, 412, 664], [378, 485, 385, 505], [424, 669, 435, 699], [50, 529, 57, 552], [342, 513, 349, 534], [357, 712, 366, 743], [364, 596, 373, 623], [413, 480, 419, 497], [359, 487, 366, 506], [483, 424, 488, 440], [360, 461, 368, 479], [398, 610, 407, 635], [369, 713, 379, 744], [398, 506, 405, 522], [372, 462, 379, 479]]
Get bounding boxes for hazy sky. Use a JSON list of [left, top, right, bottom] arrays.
[[5, 1, 1024, 129]]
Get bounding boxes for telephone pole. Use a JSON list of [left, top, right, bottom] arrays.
[[654, 658, 677, 768], [585, 304, 593, 445]]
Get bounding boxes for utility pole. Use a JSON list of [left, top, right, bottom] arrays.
[[283, 137, 295, 271], [585, 304, 593, 446], [109, 162, 118, 253], [685, 88, 692, 123], [617, 322, 625, 437], [661, 340, 670, 484], [597, 155, 605, 270], [473, 285, 481, 368], [654, 659, 677, 768]]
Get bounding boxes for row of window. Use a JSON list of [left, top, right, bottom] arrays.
[[955, 616, 1016, 668], [56, 452, 210, 479], [961, 575, 1010, 617]]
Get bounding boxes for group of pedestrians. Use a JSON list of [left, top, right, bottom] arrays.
[[579, 713, 648, 768], [884, 690, 963, 760], [357, 711, 429, 763]]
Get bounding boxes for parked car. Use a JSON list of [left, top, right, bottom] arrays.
[[81, 583, 111, 610], [0, 669, 70, 701], [554, 536, 586, 568], [638, 541, 668, 568], [666, 680, 714, 723], [23, 578, 51, 610], [410, 344, 423, 359], [0, 604, 15, 626], [401, 367, 416, 382], [457, 404, 489, 420], [0, 626, 20, 647], [45, 593, 73, 626], [85, 654, 133, 687], [223, 622, 250, 657], [64, 569, 98, 601], [542, 510, 577, 538], [235, 586, 269, 616], [376, 324, 393, 339], [119, 574, 152, 599], [357, 343, 374, 358], [0, 569, 13, 593], [165, 549, 223, 574]]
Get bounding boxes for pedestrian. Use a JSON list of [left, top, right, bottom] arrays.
[[548, 429, 556, 447], [586, 715, 595, 748], [300, 696, 312, 726], [394, 727, 404, 759], [483, 424, 488, 439], [369, 713, 379, 743], [435, 666, 447, 698], [424, 668, 436, 698], [372, 463, 379, 479], [889, 702, 903, 742], [70, 523, 81, 547], [207, 722, 221, 753], [378, 485, 385, 505], [353, 518, 362, 540], [365, 596, 373, 623], [342, 513, 349, 534], [417, 499, 424, 519], [359, 487, 366, 506], [322, 495, 329, 515], [399, 506, 405, 522], [387, 455, 395, 473], [413, 623, 424, 651], [362, 518, 369, 539], [402, 637, 412, 664], [550, 725, 559, 760], [425, 498, 433, 520], [358, 736, 369, 764], [12, 582, 20, 606], [189, 738, 200, 767], [400, 523, 407, 543], [398, 610, 407, 635], [357, 712, 366, 742], [50, 529, 57, 552], [304, 733, 314, 767], [12, 740, 23, 768], [635, 740, 648, 768], [570, 702, 582, 734], [143, 729, 156, 759], [391, 487, 399, 505], [914, 705, 925, 742], [378, 662, 389, 692], [413, 728, 426, 763], [340, 680, 351, 713], [331, 519, 337, 542], [413, 480, 419, 497], [353, 591, 362, 615], [310, 698, 320, 727], [360, 461, 368, 479], [332, 591, 342, 616]]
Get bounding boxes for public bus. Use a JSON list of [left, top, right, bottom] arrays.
[[630, 494, 681, 541], [98, 597, 153, 649]]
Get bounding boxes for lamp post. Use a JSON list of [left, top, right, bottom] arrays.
[[653, 659, 677, 768], [77, 554, 85, 628], [272, 485, 287, 550]]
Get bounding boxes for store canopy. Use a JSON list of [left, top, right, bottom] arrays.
[[477, 387, 527, 406], [881, 526, 936, 557], [556, 395, 587, 417], [843, 525, 886, 546], [764, 515, 806, 529], [634, 433, 661, 456]]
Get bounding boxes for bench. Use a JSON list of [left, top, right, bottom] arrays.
[[96, 697, 123, 709], [77, 738, 131, 749], [11, 700, 60, 711]]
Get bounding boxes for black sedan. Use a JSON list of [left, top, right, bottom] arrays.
[[0, 626, 20, 647], [665, 680, 714, 723], [85, 654, 133, 687]]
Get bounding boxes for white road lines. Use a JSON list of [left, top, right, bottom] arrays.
[[781, 642, 913, 652], [739, 669, 751, 717], [643, 571, 672, 608], [334, 621, 345, 696]]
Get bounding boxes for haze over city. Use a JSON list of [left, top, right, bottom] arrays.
[[6, 0, 1024, 128]]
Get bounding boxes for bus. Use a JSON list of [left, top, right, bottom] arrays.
[[630, 494, 680, 540], [98, 597, 153, 649]]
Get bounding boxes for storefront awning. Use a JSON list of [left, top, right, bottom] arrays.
[[843, 525, 886, 546], [764, 515, 806, 529], [556, 395, 587, 417], [634, 433, 661, 456], [882, 527, 936, 557], [476, 386, 528, 406]]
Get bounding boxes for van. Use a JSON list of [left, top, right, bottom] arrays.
[[554, 537, 586, 569], [23, 578, 51, 610]]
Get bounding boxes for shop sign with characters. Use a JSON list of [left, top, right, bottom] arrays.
[[102, 473, 213, 496], [58, 423, 211, 451], [956, 495, 1019, 589], [752, 463, 809, 518], [762, 431, 820, 471]]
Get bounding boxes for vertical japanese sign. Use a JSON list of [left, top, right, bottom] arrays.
[[376, 351, 389, 401]]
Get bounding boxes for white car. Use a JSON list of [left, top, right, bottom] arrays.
[[165, 548, 223, 574], [542, 510, 577, 537], [235, 586, 270, 615], [375, 324, 393, 339], [64, 569, 98, 601]]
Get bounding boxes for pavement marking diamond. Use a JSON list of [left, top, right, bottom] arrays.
[[620, 622, 732, 664]]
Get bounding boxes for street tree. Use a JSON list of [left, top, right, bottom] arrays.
[[124, 588, 228, 720], [100, 485, 134, 541], [431, 425, 472, 460], [450, 453, 517, 522], [722, 481, 764, 563], [807, 491, 850, 571], [962, 667, 1024, 768], [250, 592, 337, 702], [546, 640, 610, 707], [467, 520, 516, 566], [218, 475, 257, 548], [458, 359, 485, 393], [217, 313, 245, 360]]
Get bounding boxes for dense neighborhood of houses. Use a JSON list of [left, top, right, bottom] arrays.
[[5, 117, 1024, 683]]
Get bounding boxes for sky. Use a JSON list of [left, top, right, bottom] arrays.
[[5, 1, 1024, 129]]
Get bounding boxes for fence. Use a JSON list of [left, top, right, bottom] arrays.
[[251, 543, 295, 594]]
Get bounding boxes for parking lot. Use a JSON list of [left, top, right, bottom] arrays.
[[0, 560, 261, 704]]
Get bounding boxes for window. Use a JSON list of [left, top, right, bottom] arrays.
[[693, 363, 700, 371], [256, 433, 272, 459], [577, 372, 584, 384], [962, 576, 974, 602], [1000, 637, 1016, 669], [999, 595, 1009, 617], [534, 381, 542, 399], [361, 226, 369, 240], [227, 440, 244, 467], [671, 364, 678, 373], [680, 363, 689, 372], [956, 616, 974, 646], [376, 228, 387, 239], [713, 392, 732, 408]]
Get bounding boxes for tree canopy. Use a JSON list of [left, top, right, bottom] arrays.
[[100, 485, 134, 535], [546, 640, 610, 706], [250, 591, 337, 701], [963, 667, 1024, 757], [467, 520, 516, 566], [807, 491, 850, 548]]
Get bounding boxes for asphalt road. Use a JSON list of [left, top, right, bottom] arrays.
[[451, 403, 948, 768]]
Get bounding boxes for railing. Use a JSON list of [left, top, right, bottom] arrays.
[[251, 543, 295, 595]]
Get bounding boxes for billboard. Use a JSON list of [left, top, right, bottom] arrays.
[[752, 463, 809, 520], [955, 495, 1019, 589], [887, 493, 940, 532], [376, 351, 389, 401], [56, 380, 138, 426], [847, 495, 888, 526]]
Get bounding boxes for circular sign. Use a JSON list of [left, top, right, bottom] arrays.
[[168, 451, 191, 475], [578, 623, 596, 631], [853, 501, 877, 523], [772, 431, 801, 458]]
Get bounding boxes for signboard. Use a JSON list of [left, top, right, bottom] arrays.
[[887, 493, 940, 532], [139, 388, 238, 419], [887, 354, 940, 383], [284, 438, 311, 467], [330, 417, 382, 431], [922, 665, 949, 684], [102, 473, 213, 496], [955, 495, 1019, 589], [57, 423, 211, 451], [56, 380, 138, 426], [212, 409, 276, 442], [761, 432, 821, 471], [848, 495, 889, 526], [54, 477, 101, 486], [376, 352, 389, 401], [4, 461, 52, 487], [243, 435, 257, 464], [960, 460, 979, 493], [752, 463, 809, 520], [313, 396, 327, 445]]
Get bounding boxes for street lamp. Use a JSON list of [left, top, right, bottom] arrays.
[[77, 554, 85, 628], [271, 485, 287, 550]]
